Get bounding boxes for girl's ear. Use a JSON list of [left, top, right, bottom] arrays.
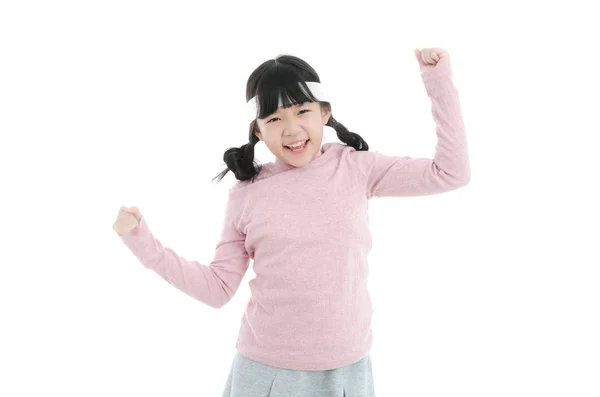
[[321, 107, 331, 125], [255, 130, 263, 141]]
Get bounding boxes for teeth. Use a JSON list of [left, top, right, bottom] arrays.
[[287, 140, 306, 148]]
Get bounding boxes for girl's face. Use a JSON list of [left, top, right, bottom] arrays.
[[255, 101, 331, 168]]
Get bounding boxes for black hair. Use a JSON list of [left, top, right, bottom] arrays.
[[212, 54, 369, 183]]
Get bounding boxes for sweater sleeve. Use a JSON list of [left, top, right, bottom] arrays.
[[118, 192, 250, 308], [350, 62, 470, 199]]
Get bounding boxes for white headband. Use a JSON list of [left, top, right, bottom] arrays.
[[246, 81, 327, 123]]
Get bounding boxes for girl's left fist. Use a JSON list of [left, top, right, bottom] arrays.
[[414, 48, 450, 73]]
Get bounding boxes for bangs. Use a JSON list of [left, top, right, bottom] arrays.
[[254, 67, 319, 119]]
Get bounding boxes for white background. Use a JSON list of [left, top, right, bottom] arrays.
[[1, 1, 599, 396]]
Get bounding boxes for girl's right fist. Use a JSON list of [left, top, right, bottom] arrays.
[[113, 206, 141, 236]]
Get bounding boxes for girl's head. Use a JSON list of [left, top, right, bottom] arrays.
[[213, 55, 369, 183]]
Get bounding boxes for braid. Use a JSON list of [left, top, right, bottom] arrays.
[[212, 130, 262, 183], [326, 115, 369, 151]]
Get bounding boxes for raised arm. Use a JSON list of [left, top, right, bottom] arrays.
[[119, 194, 250, 308], [350, 59, 470, 199]]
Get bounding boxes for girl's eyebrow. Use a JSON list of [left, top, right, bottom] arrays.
[[279, 103, 304, 110], [265, 103, 307, 119]]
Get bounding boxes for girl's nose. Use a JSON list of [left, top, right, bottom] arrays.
[[283, 116, 302, 134]]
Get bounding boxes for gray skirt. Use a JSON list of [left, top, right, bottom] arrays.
[[221, 351, 376, 397]]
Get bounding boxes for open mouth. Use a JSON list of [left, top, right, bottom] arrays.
[[284, 139, 309, 153]]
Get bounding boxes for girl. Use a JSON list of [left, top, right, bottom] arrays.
[[113, 48, 470, 397]]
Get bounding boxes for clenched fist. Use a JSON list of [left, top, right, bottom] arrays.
[[113, 206, 142, 236], [414, 47, 450, 74]]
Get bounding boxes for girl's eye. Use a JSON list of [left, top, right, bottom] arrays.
[[266, 109, 310, 124]]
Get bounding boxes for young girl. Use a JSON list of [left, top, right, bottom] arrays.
[[113, 47, 470, 396]]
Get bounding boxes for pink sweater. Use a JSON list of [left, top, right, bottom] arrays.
[[119, 61, 470, 371]]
